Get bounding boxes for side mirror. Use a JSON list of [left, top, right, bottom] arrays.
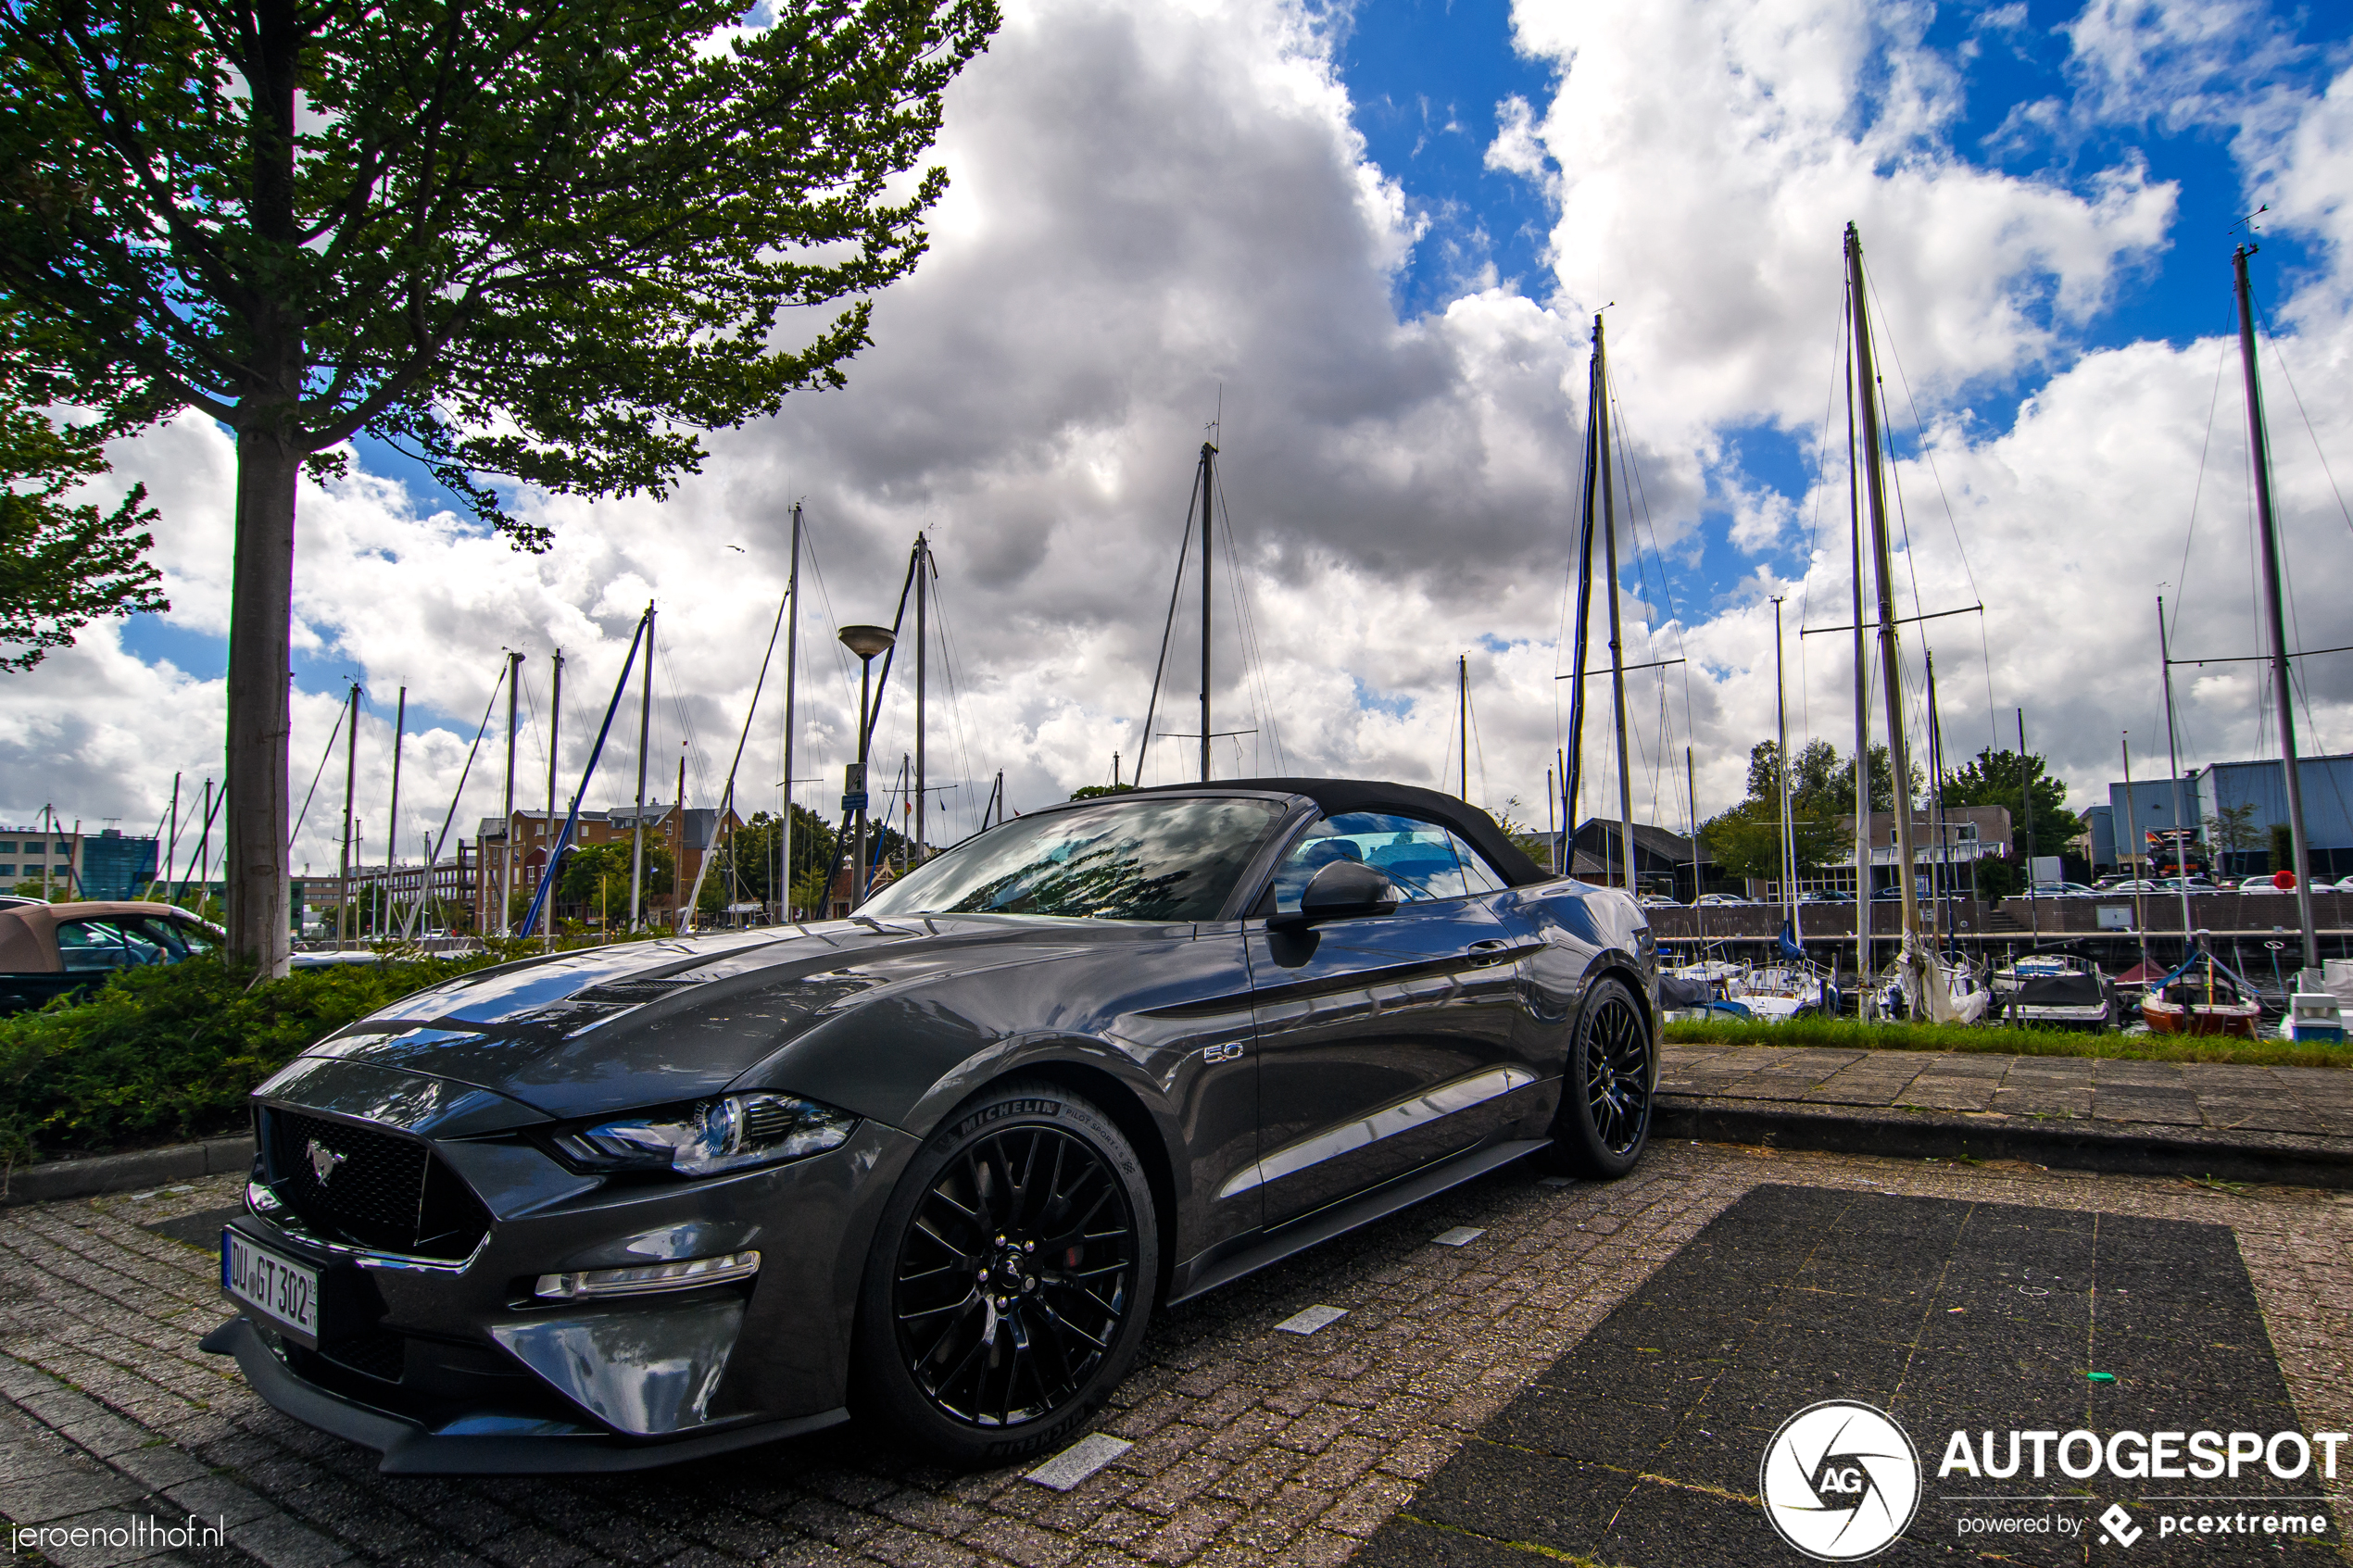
[[1268, 860, 1399, 930]]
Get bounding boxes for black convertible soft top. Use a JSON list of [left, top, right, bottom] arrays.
[[1129, 777, 1555, 888]]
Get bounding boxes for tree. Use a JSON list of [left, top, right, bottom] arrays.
[[1746, 738, 1917, 818], [720, 806, 837, 906], [2204, 803, 2260, 856], [2, 0, 1000, 970], [559, 841, 673, 922], [0, 344, 167, 669], [1068, 784, 1136, 800], [1941, 747, 2082, 861], [2269, 822, 2294, 875], [1697, 798, 1843, 884]]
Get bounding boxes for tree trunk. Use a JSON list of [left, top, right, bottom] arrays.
[[224, 423, 299, 976]]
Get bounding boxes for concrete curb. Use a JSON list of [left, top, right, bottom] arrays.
[[2, 1135, 251, 1207], [1655, 1095, 2353, 1189]]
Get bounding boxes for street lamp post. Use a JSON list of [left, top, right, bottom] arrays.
[[838, 624, 896, 909]]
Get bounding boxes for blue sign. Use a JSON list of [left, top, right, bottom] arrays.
[[842, 792, 869, 812]]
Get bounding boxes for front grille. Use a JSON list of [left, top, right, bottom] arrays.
[[266, 1110, 491, 1261]]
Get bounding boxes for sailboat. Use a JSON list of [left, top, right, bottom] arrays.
[[2140, 240, 2337, 1040], [1842, 223, 1987, 1026]]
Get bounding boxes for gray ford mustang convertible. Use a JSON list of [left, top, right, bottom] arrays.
[[208, 779, 1656, 1474]]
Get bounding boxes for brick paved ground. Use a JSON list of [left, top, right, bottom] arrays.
[[4, 1142, 2351, 1568], [1663, 1043, 2353, 1135]]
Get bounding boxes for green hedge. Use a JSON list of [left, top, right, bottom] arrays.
[[1662, 1016, 2350, 1069], [0, 951, 515, 1164]]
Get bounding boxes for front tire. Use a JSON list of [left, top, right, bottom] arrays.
[[1554, 975, 1654, 1178], [853, 1081, 1159, 1467]]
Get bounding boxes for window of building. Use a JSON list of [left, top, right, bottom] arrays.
[[0, 843, 14, 853], [0, 865, 14, 876]]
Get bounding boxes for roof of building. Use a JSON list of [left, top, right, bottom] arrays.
[[1573, 818, 1702, 862]]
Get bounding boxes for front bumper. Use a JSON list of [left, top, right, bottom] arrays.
[[208, 1106, 919, 1473], [201, 1316, 848, 1474]]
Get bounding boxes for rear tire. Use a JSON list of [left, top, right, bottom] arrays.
[[852, 1080, 1159, 1467], [1553, 976, 1653, 1178]]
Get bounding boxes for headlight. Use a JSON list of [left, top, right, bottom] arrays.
[[550, 1093, 857, 1177]]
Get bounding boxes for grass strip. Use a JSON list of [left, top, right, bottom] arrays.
[[1662, 1016, 2351, 1068]]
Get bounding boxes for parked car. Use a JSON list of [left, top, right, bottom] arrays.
[[2026, 881, 2099, 897], [0, 901, 225, 1014], [210, 780, 1660, 1474], [1797, 890, 1854, 904], [1637, 894, 1680, 909], [1696, 892, 1751, 906]]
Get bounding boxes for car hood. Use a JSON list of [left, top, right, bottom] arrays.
[[276, 917, 1139, 1123]]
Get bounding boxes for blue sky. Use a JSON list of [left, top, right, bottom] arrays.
[[1334, 0, 2351, 641], [35, 0, 2353, 849]]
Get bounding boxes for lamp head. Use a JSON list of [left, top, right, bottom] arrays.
[[837, 624, 896, 660]]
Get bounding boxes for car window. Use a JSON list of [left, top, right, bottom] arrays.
[[166, 919, 217, 955], [54, 919, 165, 972], [1450, 831, 1507, 895], [860, 796, 1286, 922], [1269, 812, 1473, 911]]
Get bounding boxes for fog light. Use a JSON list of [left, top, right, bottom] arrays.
[[534, 1249, 761, 1300]]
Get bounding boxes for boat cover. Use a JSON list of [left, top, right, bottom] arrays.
[[2013, 972, 2108, 1008], [1658, 973, 1715, 1010]]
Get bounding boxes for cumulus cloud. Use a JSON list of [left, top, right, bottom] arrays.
[[6, 0, 2352, 874]]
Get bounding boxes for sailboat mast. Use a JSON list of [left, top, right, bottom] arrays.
[[1563, 342, 1601, 844], [340, 682, 359, 949], [546, 650, 561, 949], [1772, 596, 1796, 928], [1594, 315, 1636, 894], [783, 505, 800, 922], [915, 532, 928, 867], [629, 603, 654, 930], [1458, 655, 1469, 800], [386, 685, 405, 936], [1845, 223, 1921, 945], [2233, 243, 2320, 971], [2157, 596, 2196, 947], [1687, 745, 1705, 947], [1198, 440, 1215, 784], [1847, 347, 1873, 1008]]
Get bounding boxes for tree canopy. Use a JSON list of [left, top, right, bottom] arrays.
[[1940, 747, 2082, 860], [1, 0, 999, 967], [0, 319, 166, 669]]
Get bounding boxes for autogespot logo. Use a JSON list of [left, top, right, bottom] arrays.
[[1760, 1400, 1922, 1561]]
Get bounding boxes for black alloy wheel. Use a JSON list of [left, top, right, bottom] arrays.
[[855, 1082, 1159, 1465], [1554, 975, 1653, 1178]]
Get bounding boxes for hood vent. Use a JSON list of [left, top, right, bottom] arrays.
[[572, 977, 701, 1005]]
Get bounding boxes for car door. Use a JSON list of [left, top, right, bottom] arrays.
[[1239, 811, 1533, 1227]]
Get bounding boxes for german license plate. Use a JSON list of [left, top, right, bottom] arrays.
[[222, 1230, 321, 1344]]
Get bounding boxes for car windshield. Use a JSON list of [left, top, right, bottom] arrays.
[[860, 796, 1286, 922]]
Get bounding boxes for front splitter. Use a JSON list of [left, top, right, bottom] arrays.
[[200, 1317, 849, 1474]]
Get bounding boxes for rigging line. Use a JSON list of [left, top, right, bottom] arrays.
[[2172, 320, 2237, 646], [289, 696, 349, 850], [1212, 467, 1290, 774], [421, 661, 508, 883], [2252, 296, 2353, 541], [1211, 469, 1269, 769], [1606, 388, 1702, 788], [1860, 269, 1984, 608], [1466, 675, 1488, 809], [1137, 481, 1200, 788], [1604, 389, 1676, 814], [1794, 288, 1853, 644], [926, 569, 984, 840]]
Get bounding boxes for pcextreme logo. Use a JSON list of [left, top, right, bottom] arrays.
[[1758, 1400, 1922, 1561]]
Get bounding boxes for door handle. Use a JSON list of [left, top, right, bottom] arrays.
[[1464, 938, 1512, 966]]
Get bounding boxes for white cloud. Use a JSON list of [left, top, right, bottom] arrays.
[[7, 0, 2353, 869]]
